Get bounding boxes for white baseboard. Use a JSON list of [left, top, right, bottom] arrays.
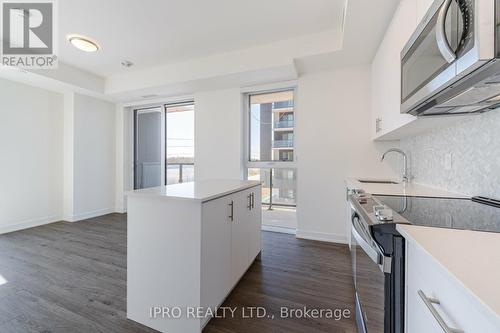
[[295, 229, 347, 244], [261, 225, 296, 235], [0, 214, 61, 235], [114, 208, 127, 214], [65, 207, 115, 222]]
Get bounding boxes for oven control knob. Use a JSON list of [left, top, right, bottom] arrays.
[[375, 207, 394, 221]]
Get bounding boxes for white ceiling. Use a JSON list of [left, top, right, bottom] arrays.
[[58, 0, 346, 77]]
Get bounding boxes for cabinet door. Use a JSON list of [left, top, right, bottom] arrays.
[[248, 188, 262, 261], [371, 0, 417, 138], [201, 197, 232, 313], [406, 240, 500, 333], [230, 190, 250, 285]]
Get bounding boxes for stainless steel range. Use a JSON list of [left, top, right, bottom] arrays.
[[349, 193, 500, 333]]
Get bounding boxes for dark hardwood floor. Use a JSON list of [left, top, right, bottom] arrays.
[[0, 214, 357, 333]]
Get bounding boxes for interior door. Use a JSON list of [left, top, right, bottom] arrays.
[[134, 108, 164, 189]]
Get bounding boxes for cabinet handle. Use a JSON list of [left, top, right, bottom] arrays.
[[229, 200, 234, 221], [418, 290, 463, 333], [251, 193, 255, 209], [247, 194, 252, 210]]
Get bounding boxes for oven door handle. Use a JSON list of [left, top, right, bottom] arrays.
[[436, 0, 456, 63], [351, 214, 392, 273]]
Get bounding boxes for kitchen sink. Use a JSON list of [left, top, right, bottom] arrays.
[[358, 179, 399, 184]]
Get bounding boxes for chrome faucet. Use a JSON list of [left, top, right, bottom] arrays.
[[381, 148, 410, 184]]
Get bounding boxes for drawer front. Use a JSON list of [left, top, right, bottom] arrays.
[[406, 241, 499, 333]]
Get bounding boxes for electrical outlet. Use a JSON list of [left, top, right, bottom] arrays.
[[444, 152, 453, 171]]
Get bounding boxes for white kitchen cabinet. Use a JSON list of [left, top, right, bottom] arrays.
[[127, 180, 262, 333], [230, 189, 251, 285], [247, 188, 262, 261], [200, 195, 233, 319], [230, 188, 262, 285], [371, 0, 418, 139], [405, 238, 500, 333]]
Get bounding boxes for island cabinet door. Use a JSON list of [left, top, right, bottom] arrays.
[[230, 190, 251, 286], [201, 196, 233, 314], [248, 188, 262, 261]]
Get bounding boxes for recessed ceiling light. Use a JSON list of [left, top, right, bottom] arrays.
[[67, 34, 100, 52]]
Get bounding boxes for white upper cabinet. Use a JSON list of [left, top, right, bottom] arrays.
[[371, 0, 419, 139]]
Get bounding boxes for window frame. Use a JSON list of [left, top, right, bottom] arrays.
[[243, 86, 298, 208], [164, 101, 195, 185], [244, 87, 298, 170]]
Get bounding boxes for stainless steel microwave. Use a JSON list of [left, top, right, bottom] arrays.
[[401, 0, 500, 116]]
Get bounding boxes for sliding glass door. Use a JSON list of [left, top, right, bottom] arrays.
[[133, 102, 195, 189], [134, 107, 163, 189]]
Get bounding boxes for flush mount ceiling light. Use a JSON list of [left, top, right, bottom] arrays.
[[67, 34, 100, 52]]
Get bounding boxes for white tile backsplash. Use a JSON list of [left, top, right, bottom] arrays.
[[400, 110, 500, 199]]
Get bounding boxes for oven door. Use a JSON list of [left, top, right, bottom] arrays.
[[351, 213, 388, 333], [401, 0, 485, 114]]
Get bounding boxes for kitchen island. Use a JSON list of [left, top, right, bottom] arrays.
[[127, 180, 262, 333]]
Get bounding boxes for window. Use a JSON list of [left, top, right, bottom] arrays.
[[246, 89, 297, 212], [165, 102, 195, 185], [249, 90, 295, 162]]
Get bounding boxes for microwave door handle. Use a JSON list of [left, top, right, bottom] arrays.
[[436, 0, 456, 63]]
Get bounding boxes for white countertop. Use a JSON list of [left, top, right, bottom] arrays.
[[397, 224, 500, 321], [345, 177, 467, 198], [127, 179, 261, 202]]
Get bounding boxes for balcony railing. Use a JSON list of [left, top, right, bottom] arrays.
[[274, 120, 294, 128], [273, 140, 294, 148], [272, 100, 294, 109], [166, 163, 194, 185], [266, 168, 296, 209]]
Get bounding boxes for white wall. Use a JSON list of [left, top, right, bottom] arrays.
[[296, 66, 399, 243], [0, 78, 64, 234], [194, 89, 243, 181], [70, 93, 116, 220], [0, 78, 117, 233]]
